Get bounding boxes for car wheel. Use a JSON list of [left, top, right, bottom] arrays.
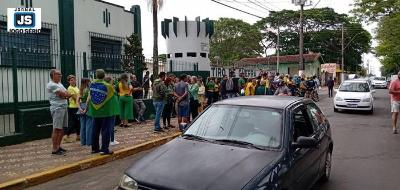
[[367, 107, 374, 115], [319, 151, 332, 182]]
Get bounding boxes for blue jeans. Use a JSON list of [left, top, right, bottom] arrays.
[[79, 114, 93, 146], [110, 117, 115, 142], [92, 117, 113, 153], [153, 101, 164, 130]]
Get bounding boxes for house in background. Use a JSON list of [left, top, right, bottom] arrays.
[[237, 53, 324, 77]]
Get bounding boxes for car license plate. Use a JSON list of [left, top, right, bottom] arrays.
[[347, 104, 357, 108]]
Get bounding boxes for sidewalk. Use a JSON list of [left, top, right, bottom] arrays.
[[0, 119, 180, 184]]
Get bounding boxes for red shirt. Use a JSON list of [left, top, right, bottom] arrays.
[[390, 79, 400, 101]]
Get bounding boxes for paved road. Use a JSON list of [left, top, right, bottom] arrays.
[[30, 89, 398, 190], [313, 88, 400, 190]]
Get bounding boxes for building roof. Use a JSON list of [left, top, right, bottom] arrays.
[[237, 53, 321, 67], [214, 96, 305, 110]]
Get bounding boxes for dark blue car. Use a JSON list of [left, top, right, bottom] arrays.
[[118, 96, 333, 190]]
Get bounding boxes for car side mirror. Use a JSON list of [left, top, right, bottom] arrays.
[[292, 136, 318, 149]]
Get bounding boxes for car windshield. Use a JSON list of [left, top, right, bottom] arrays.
[[339, 82, 370, 92], [184, 105, 282, 148], [375, 77, 385, 81]]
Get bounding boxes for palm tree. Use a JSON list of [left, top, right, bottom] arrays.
[[148, 0, 164, 76]]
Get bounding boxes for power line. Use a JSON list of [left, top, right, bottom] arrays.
[[232, 0, 270, 15], [248, 0, 274, 12], [312, 0, 322, 8], [210, 0, 264, 18]]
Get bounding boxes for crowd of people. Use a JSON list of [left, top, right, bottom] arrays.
[[46, 68, 325, 156], [47, 69, 149, 156]]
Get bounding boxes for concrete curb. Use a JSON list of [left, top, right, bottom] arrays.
[[0, 132, 181, 190]]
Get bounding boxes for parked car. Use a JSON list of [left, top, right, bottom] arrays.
[[371, 77, 387, 88], [334, 80, 375, 114], [118, 96, 333, 190]]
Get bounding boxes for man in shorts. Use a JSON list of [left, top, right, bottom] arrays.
[[47, 69, 71, 155], [174, 74, 189, 130], [389, 71, 400, 134]]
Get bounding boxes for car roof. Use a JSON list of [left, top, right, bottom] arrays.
[[344, 79, 368, 83], [214, 96, 305, 109]]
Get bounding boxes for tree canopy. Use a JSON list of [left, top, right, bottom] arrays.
[[257, 8, 371, 72], [123, 33, 145, 77], [210, 18, 263, 66], [353, 0, 400, 76]]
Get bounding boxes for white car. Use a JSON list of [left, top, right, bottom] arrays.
[[334, 80, 375, 114], [372, 77, 387, 88]]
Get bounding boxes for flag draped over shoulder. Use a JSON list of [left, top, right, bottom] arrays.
[[90, 80, 115, 110]]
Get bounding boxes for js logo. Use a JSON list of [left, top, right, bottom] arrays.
[[14, 12, 35, 28]]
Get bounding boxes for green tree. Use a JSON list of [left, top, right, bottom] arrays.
[[353, 0, 400, 75], [257, 8, 371, 72], [123, 33, 145, 78], [147, 0, 164, 76], [210, 18, 263, 66]]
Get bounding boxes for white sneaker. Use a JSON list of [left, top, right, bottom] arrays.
[[110, 140, 120, 145]]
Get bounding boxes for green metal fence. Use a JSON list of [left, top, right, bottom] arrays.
[[0, 47, 145, 138]]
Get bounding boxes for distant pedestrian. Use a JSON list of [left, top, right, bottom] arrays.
[[65, 75, 80, 143], [214, 78, 221, 102], [238, 73, 246, 95], [152, 72, 167, 132], [143, 71, 150, 99], [105, 76, 120, 146], [256, 80, 268, 95], [87, 69, 119, 155], [389, 71, 400, 134], [189, 76, 200, 120], [118, 73, 134, 128], [198, 80, 206, 112], [206, 78, 215, 106], [77, 78, 92, 146], [163, 77, 175, 129], [327, 76, 335, 98], [131, 74, 146, 123], [225, 75, 235, 98], [245, 78, 256, 96], [47, 69, 71, 155], [174, 74, 190, 130]]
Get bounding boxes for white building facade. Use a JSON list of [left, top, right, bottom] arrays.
[[161, 17, 214, 76]]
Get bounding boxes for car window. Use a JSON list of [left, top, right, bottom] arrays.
[[339, 82, 370, 92], [185, 105, 282, 148], [306, 103, 328, 133], [292, 107, 314, 142]]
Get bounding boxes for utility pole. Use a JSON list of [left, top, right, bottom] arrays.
[[341, 24, 345, 82], [277, 27, 280, 74], [299, 3, 304, 77], [292, 0, 309, 77]]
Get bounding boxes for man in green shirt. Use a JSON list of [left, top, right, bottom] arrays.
[[152, 72, 167, 132], [238, 72, 246, 96], [87, 69, 119, 155], [206, 77, 215, 106]]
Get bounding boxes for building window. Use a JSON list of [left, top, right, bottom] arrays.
[[175, 53, 183, 58], [200, 53, 207, 58], [0, 21, 52, 68], [187, 52, 196, 57], [91, 37, 122, 71], [103, 9, 111, 27]]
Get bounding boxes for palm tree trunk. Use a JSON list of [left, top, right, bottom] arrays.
[[152, 0, 159, 76]]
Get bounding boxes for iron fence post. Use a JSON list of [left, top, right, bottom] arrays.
[[11, 48, 20, 133], [83, 52, 88, 77]]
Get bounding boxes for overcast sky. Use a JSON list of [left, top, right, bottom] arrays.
[[106, 0, 381, 76]]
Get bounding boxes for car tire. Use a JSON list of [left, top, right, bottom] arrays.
[[319, 151, 332, 182], [334, 107, 338, 112], [367, 107, 374, 115]]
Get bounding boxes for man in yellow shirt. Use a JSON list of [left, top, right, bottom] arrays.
[[65, 75, 80, 143]]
